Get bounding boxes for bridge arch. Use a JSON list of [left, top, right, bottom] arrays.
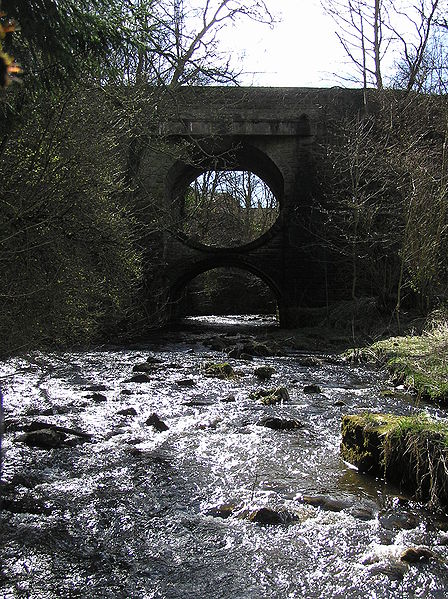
[[168, 257, 285, 324], [142, 88, 367, 328], [166, 141, 285, 252]]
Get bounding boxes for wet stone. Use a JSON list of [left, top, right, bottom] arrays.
[[367, 562, 408, 581], [202, 362, 235, 379], [146, 413, 169, 432], [350, 506, 376, 521], [83, 384, 108, 392], [221, 394, 236, 403], [22, 421, 92, 440], [146, 355, 163, 364], [183, 399, 213, 407], [250, 387, 290, 405], [295, 356, 324, 367], [86, 392, 107, 402], [379, 511, 419, 530], [177, 378, 196, 387], [247, 507, 297, 525], [133, 363, 156, 373], [303, 384, 322, 394], [206, 504, 235, 519], [126, 373, 151, 383], [65, 436, 90, 447], [400, 546, 436, 563], [116, 407, 138, 417], [257, 417, 304, 431], [300, 495, 351, 512], [249, 507, 284, 525], [254, 366, 276, 380], [16, 428, 66, 449], [26, 407, 55, 416]]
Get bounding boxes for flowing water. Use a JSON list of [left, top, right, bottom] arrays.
[[1, 315, 448, 598]]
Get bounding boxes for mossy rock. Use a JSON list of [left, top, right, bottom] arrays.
[[206, 504, 235, 519], [249, 386, 289, 405], [341, 412, 448, 505], [202, 362, 235, 379]]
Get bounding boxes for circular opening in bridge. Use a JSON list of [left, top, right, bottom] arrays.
[[177, 267, 279, 324], [181, 170, 279, 248]]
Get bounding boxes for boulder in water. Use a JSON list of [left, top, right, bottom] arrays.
[[82, 384, 108, 392], [126, 373, 151, 383], [87, 392, 107, 403], [146, 355, 163, 364], [250, 386, 289, 405], [254, 366, 276, 380], [400, 546, 436, 563], [146, 413, 169, 432], [176, 378, 196, 387], [249, 507, 284, 524], [367, 562, 408, 581], [202, 362, 235, 379], [206, 504, 235, 519], [303, 384, 322, 394], [117, 407, 137, 417], [379, 510, 419, 531], [221, 394, 236, 403], [257, 417, 304, 431], [133, 363, 156, 373], [247, 506, 298, 525], [300, 495, 351, 512], [16, 428, 66, 449]]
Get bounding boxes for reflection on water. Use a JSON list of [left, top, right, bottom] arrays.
[[1, 315, 448, 598]]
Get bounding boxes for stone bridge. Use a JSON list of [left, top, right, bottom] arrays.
[[136, 86, 366, 327]]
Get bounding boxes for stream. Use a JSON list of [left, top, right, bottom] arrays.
[[1, 315, 448, 598]]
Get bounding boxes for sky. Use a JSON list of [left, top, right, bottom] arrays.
[[222, 0, 350, 87]]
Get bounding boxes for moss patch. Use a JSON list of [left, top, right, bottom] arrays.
[[341, 413, 448, 505], [347, 324, 448, 403], [202, 362, 235, 379]]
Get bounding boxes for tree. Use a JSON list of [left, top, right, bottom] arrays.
[[321, 0, 448, 93], [317, 91, 448, 332], [391, 0, 443, 92], [110, 0, 273, 86], [320, 0, 389, 95], [0, 8, 20, 89], [1, 0, 132, 88]]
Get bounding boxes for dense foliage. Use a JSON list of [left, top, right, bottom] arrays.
[[315, 90, 448, 330], [0, 86, 143, 353]]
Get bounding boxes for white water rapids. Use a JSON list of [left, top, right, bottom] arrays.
[[1, 316, 448, 598]]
